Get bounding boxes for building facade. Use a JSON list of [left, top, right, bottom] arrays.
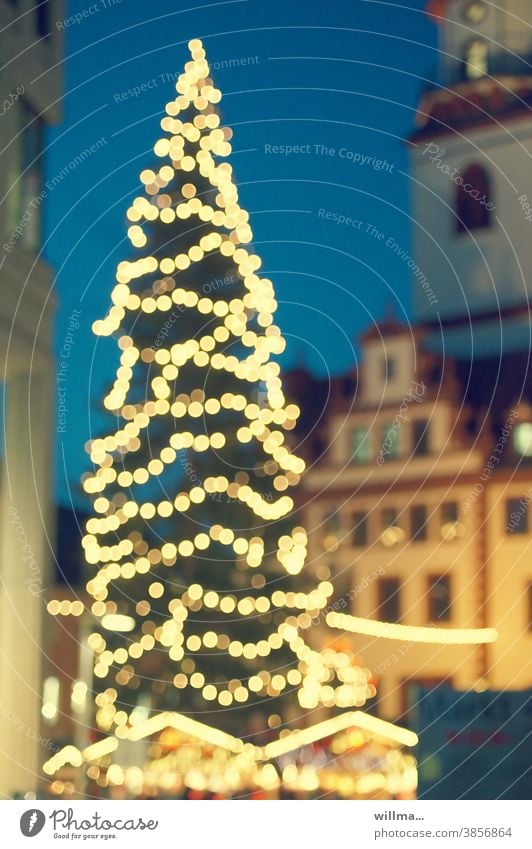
[[302, 0, 532, 723], [0, 0, 63, 796]]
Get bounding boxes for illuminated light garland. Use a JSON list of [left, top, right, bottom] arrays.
[[44, 40, 429, 789], [126, 711, 244, 753], [44, 709, 415, 783], [327, 612, 498, 645], [262, 711, 418, 760]]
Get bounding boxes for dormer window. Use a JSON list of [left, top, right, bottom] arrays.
[[464, 38, 488, 79]]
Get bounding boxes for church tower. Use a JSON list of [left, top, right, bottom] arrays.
[[411, 0, 532, 356]]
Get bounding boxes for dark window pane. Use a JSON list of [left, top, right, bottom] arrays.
[[412, 419, 430, 456], [506, 498, 529, 534], [442, 502, 458, 524], [324, 507, 340, 533], [36, 0, 51, 38], [352, 512, 368, 547], [351, 426, 371, 464], [455, 164, 491, 232], [411, 505, 428, 542], [382, 507, 398, 529], [378, 578, 401, 622], [428, 575, 452, 621], [380, 421, 400, 460], [383, 357, 396, 380], [7, 101, 44, 250]]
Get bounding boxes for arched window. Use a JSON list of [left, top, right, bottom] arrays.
[[464, 38, 488, 79], [455, 164, 492, 233]]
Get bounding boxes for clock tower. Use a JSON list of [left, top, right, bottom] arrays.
[[411, 0, 532, 356]]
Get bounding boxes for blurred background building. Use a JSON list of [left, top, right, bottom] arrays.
[[0, 0, 63, 797], [301, 0, 532, 731]]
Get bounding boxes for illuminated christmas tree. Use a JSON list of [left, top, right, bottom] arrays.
[[78, 39, 374, 745]]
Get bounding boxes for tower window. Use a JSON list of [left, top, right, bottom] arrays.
[[455, 164, 491, 233], [36, 0, 51, 37], [464, 2, 487, 24], [464, 38, 488, 80]]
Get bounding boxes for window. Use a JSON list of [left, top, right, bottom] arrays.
[[352, 512, 368, 547], [6, 100, 45, 251], [36, 0, 51, 37], [380, 507, 403, 546], [428, 575, 452, 621], [382, 507, 398, 529], [324, 506, 340, 533], [441, 502, 458, 524], [411, 505, 428, 542], [383, 356, 396, 380], [351, 426, 371, 464], [456, 164, 491, 233], [506, 498, 529, 534], [412, 419, 430, 456], [377, 577, 401, 622], [464, 38, 488, 79], [380, 421, 399, 460], [514, 423, 532, 457]]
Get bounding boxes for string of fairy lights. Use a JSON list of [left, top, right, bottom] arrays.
[[45, 39, 497, 790], [59, 38, 375, 738]]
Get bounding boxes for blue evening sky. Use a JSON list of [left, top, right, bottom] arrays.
[[44, 0, 437, 506]]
